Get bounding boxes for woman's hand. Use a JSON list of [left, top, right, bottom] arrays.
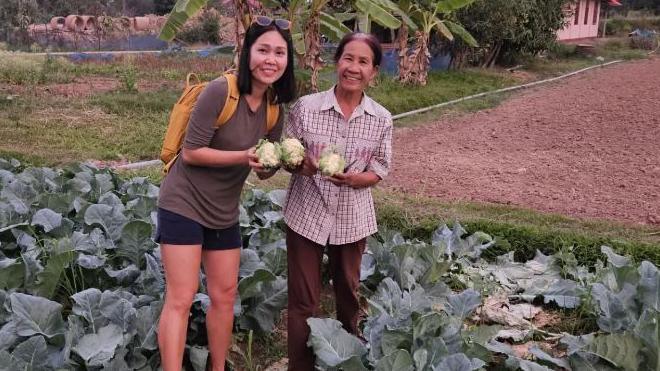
[[247, 147, 276, 178]]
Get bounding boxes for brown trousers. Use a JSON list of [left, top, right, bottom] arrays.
[[286, 228, 366, 371]]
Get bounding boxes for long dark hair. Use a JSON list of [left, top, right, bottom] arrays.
[[333, 32, 383, 67], [238, 23, 296, 104]]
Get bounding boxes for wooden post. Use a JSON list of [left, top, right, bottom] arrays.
[[601, 6, 608, 37]]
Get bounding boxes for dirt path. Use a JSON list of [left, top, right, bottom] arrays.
[[385, 56, 660, 225]]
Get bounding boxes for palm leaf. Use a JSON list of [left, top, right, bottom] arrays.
[[372, 0, 418, 31], [159, 0, 210, 41], [444, 20, 478, 47], [355, 0, 401, 30], [320, 12, 352, 42], [435, 0, 477, 14], [434, 19, 453, 41]]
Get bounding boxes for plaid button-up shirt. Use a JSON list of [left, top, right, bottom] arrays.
[[283, 87, 393, 245]]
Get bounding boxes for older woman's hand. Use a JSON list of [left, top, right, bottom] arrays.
[[325, 171, 381, 188], [296, 155, 319, 177]]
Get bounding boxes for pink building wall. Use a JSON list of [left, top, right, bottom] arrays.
[[558, 0, 601, 40]]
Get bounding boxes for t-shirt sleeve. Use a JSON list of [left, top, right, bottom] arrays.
[[183, 78, 228, 150], [266, 104, 285, 142]]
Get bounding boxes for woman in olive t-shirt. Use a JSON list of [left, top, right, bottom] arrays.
[[155, 19, 296, 371]]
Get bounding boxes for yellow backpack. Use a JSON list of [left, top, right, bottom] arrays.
[[160, 72, 280, 173]]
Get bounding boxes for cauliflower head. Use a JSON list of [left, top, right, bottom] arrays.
[[255, 139, 281, 170], [318, 149, 345, 177], [280, 138, 305, 167]]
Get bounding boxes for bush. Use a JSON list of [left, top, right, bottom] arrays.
[[606, 16, 660, 36], [452, 0, 574, 67], [177, 11, 221, 45], [629, 34, 659, 49]]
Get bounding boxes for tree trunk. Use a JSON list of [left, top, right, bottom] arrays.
[[396, 25, 410, 81], [400, 31, 430, 86], [304, 12, 323, 92], [232, 0, 251, 67], [481, 42, 501, 68]]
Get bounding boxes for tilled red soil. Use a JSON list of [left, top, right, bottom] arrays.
[[385, 56, 660, 225]]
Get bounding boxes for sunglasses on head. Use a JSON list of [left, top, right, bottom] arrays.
[[253, 15, 291, 31]]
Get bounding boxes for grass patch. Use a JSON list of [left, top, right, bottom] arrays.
[[0, 94, 168, 163], [394, 93, 511, 128], [90, 90, 179, 115], [366, 69, 515, 115]]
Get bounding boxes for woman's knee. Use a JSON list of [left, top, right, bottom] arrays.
[[207, 281, 238, 309], [163, 286, 198, 313]]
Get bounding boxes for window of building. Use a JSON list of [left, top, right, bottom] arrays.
[[584, 0, 590, 24], [593, 0, 599, 25], [574, 2, 581, 25]]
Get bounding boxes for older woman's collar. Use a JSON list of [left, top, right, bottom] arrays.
[[320, 86, 379, 116]]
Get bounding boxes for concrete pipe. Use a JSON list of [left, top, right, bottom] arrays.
[[50, 17, 66, 29], [81, 16, 97, 32], [65, 15, 84, 32]]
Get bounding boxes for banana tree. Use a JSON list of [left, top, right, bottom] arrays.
[[159, 0, 252, 67], [399, 0, 478, 85], [284, 0, 353, 91]]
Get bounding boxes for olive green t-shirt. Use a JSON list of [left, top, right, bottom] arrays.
[[158, 77, 283, 229]]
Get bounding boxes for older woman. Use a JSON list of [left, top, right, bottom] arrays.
[[283, 32, 393, 370]]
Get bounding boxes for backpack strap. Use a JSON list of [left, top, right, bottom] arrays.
[[215, 72, 240, 127], [266, 102, 280, 132], [215, 72, 280, 132]]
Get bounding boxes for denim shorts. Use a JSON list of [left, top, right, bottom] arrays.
[[155, 208, 242, 250]]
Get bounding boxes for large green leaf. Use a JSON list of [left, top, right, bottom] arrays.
[[99, 291, 137, 333], [320, 12, 352, 42], [371, 0, 417, 30], [0, 256, 24, 290], [381, 329, 412, 356], [10, 293, 65, 339], [71, 288, 106, 331], [591, 283, 638, 332], [583, 333, 642, 371], [444, 20, 478, 47], [445, 289, 481, 319], [159, 0, 210, 41], [238, 269, 276, 301], [355, 0, 401, 29], [84, 204, 128, 241], [136, 301, 161, 351], [435, 20, 454, 41], [34, 249, 77, 299], [602, 246, 631, 268], [529, 345, 571, 370], [435, 353, 485, 371], [375, 349, 414, 371], [435, 0, 477, 13], [306, 317, 367, 367], [239, 277, 287, 332], [10, 336, 49, 370], [188, 345, 209, 371], [73, 324, 123, 367], [117, 220, 155, 266], [638, 261, 659, 311], [31, 208, 62, 232], [633, 309, 659, 371], [522, 278, 582, 309]]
